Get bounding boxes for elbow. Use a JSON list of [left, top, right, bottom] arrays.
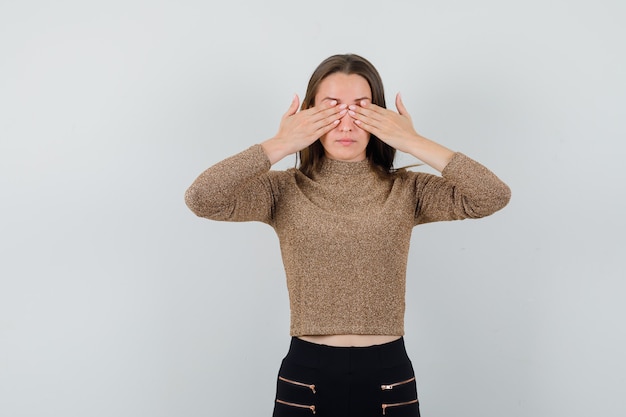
[[503, 184, 512, 205], [492, 183, 512, 212], [184, 186, 210, 218], [463, 183, 511, 219], [184, 186, 233, 220]]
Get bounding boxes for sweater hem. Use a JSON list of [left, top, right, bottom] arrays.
[[290, 327, 405, 337]]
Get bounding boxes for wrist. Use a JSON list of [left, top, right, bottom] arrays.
[[261, 137, 291, 165], [405, 135, 454, 172]]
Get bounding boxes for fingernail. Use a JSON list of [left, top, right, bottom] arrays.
[[339, 104, 348, 109], [330, 100, 337, 106], [349, 110, 356, 116], [349, 105, 357, 110], [339, 109, 348, 115], [360, 100, 368, 106]]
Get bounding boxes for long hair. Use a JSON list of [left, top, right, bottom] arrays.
[[298, 54, 396, 178]]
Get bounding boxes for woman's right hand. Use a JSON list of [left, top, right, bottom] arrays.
[[261, 95, 347, 165]]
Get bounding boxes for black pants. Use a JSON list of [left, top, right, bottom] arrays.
[[272, 337, 421, 417]]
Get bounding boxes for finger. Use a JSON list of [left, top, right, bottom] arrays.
[[353, 117, 378, 135], [313, 101, 347, 125], [309, 100, 346, 132], [282, 94, 300, 119], [312, 99, 341, 116], [315, 118, 341, 137], [348, 103, 384, 123], [350, 102, 388, 135], [312, 106, 346, 133], [301, 99, 337, 123], [359, 99, 385, 114], [310, 99, 337, 111], [395, 93, 411, 118]]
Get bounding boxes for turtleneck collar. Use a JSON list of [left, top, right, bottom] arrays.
[[317, 157, 372, 176]]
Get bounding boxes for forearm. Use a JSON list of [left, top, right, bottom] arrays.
[[403, 134, 455, 172]]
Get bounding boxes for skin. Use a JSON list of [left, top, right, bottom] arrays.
[[316, 73, 371, 162], [261, 73, 456, 347]]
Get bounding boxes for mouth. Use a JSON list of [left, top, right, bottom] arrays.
[[336, 139, 356, 145]]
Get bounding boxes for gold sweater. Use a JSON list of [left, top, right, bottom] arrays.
[[185, 144, 511, 336]]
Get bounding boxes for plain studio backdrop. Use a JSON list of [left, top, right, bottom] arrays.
[[1, 1, 624, 416]]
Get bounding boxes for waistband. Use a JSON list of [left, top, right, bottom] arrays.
[[284, 336, 410, 371]]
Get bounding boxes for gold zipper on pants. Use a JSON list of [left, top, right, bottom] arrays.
[[276, 399, 316, 414], [380, 376, 415, 391], [382, 399, 419, 415], [278, 376, 317, 393]]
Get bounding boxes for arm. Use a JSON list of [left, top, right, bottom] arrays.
[[348, 93, 510, 221], [348, 93, 454, 172], [184, 144, 275, 222], [185, 96, 348, 222], [411, 153, 511, 224]]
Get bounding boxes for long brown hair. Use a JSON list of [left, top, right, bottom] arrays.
[[298, 54, 396, 178]]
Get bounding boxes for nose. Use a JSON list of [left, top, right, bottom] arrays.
[[337, 110, 354, 132]]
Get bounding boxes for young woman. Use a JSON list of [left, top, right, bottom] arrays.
[[185, 54, 511, 417]]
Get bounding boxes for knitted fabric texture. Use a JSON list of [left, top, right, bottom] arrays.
[[185, 144, 511, 336]]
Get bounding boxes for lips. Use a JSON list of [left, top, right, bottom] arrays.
[[337, 139, 356, 145]]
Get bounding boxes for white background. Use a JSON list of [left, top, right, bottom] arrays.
[[1, 1, 624, 416]]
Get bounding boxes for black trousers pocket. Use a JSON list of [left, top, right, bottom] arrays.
[[273, 359, 318, 416], [378, 364, 420, 417]]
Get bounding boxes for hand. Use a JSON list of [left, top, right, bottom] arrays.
[[347, 93, 419, 154], [349, 93, 454, 171], [261, 95, 348, 164]]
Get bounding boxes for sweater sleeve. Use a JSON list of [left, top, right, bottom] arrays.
[[184, 144, 277, 224], [413, 152, 511, 225]]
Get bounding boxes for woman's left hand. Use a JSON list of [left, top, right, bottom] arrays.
[[348, 93, 419, 154], [349, 93, 455, 172]]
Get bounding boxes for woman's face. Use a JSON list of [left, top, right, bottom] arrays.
[[315, 73, 371, 162]]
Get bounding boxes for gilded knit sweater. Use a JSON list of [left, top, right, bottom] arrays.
[[185, 144, 511, 336]]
